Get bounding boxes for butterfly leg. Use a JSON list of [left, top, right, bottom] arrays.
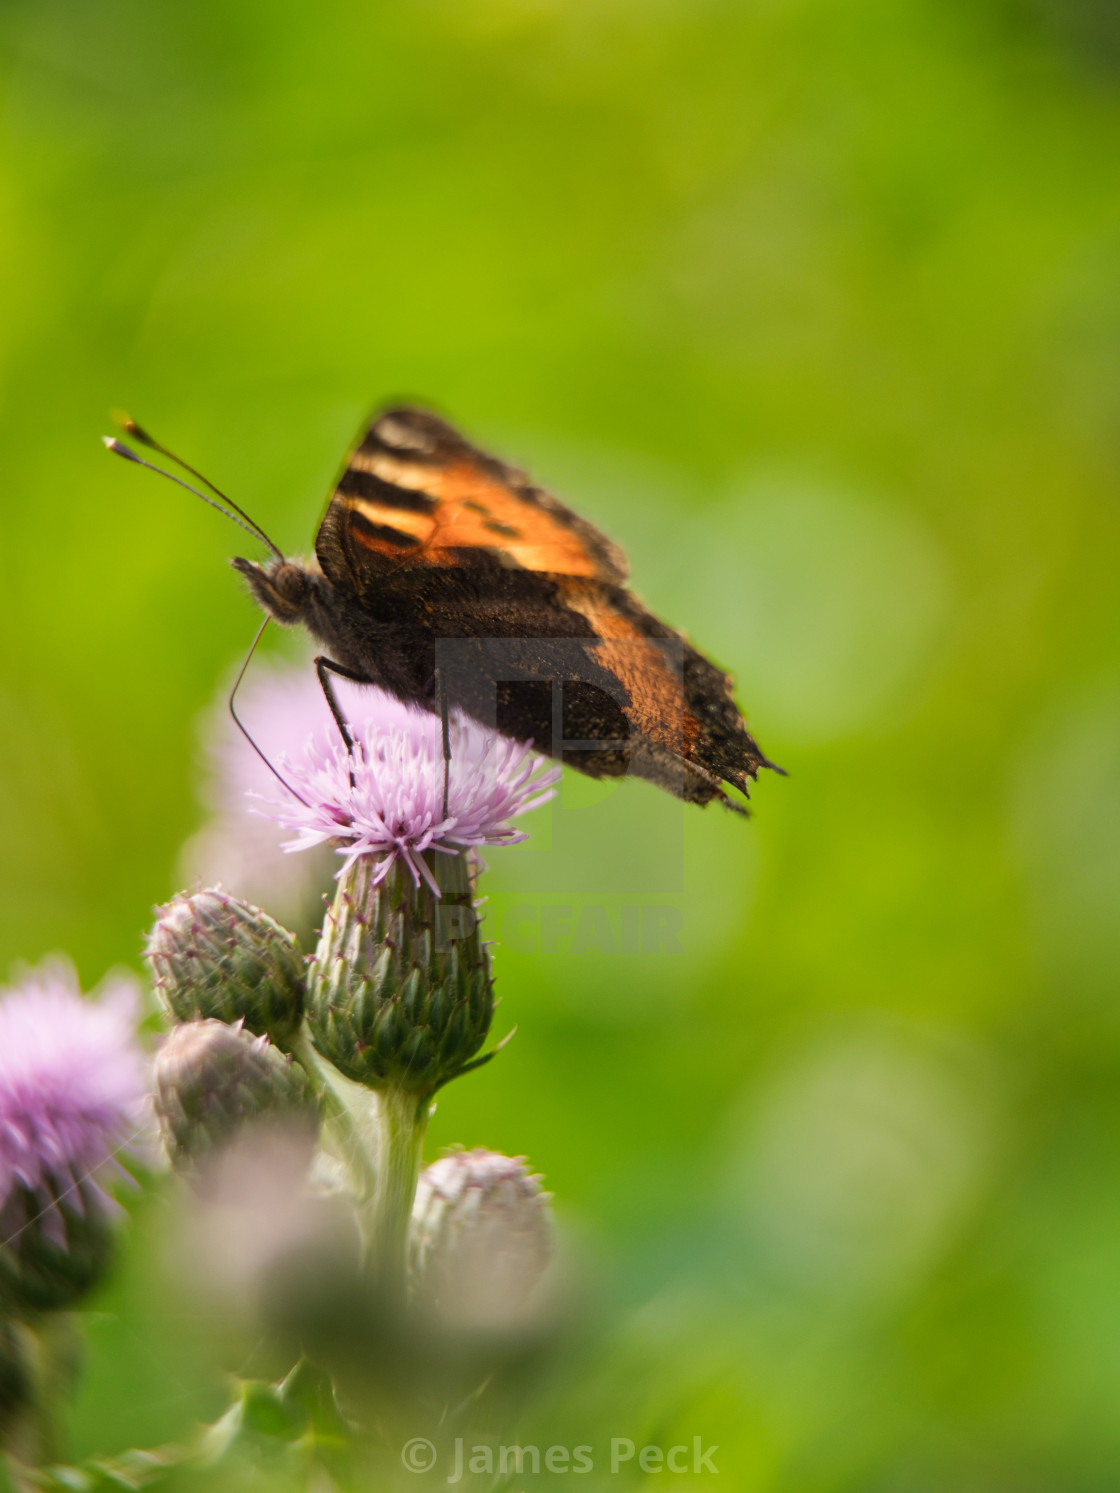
[[434, 666, 452, 819], [314, 656, 371, 783]]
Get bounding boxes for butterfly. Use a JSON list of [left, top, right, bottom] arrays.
[[109, 407, 778, 810]]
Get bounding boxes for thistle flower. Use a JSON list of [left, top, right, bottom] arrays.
[[410, 1150, 554, 1332], [256, 695, 558, 893], [0, 962, 147, 1314], [248, 682, 556, 1285], [264, 688, 555, 1095]]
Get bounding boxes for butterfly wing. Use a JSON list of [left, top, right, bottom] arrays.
[[421, 580, 772, 808], [315, 407, 629, 592], [313, 407, 770, 807]]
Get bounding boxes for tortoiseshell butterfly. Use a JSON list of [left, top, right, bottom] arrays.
[[107, 407, 779, 809]]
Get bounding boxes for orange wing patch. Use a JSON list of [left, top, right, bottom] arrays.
[[559, 582, 703, 758], [344, 449, 602, 577]]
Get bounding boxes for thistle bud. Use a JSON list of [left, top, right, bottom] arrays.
[[308, 854, 493, 1096], [410, 1150, 554, 1331], [146, 889, 306, 1047], [154, 1019, 317, 1172]]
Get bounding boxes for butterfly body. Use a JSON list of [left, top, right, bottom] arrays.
[[234, 408, 775, 809]]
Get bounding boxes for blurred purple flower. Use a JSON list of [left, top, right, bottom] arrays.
[[178, 658, 372, 925], [0, 962, 147, 1245], [256, 701, 559, 893]]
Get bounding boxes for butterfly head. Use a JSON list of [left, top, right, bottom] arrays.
[[231, 556, 314, 624]]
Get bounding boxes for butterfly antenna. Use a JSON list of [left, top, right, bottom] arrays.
[[102, 437, 285, 560], [229, 617, 312, 808], [104, 413, 285, 561]]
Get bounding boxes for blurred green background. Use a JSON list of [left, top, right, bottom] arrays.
[[2, 0, 1120, 1485]]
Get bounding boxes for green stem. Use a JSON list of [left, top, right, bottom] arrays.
[[294, 1026, 428, 1293], [366, 1085, 430, 1297], [289, 1026, 378, 1204], [1, 1316, 75, 1470]]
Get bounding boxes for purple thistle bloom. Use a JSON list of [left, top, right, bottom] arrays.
[[0, 962, 147, 1246], [205, 659, 383, 810], [256, 697, 559, 894]]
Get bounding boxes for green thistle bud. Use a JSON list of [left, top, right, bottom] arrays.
[[146, 888, 306, 1047], [154, 1019, 318, 1172], [410, 1150, 554, 1330], [308, 854, 494, 1096]]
